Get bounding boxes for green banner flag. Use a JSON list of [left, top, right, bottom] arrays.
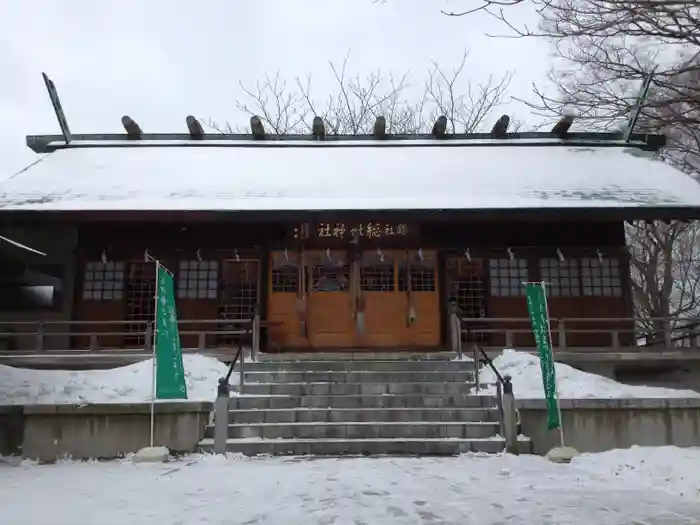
[[524, 283, 560, 430], [155, 266, 188, 400]]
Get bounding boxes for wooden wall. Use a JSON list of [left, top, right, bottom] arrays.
[[71, 218, 632, 350]]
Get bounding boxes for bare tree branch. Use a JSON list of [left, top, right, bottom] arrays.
[[207, 51, 516, 136], [406, 0, 700, 329]]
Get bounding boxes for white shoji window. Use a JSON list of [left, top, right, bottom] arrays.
[[489, 258, 528, 297], [178, 260, 219, 299], [82, 261, 125, 300], [581, 257, 622, 297], [539, 258, 581, 297]]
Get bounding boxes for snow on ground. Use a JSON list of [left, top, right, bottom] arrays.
[[1, 446, 699, 524], [0, 355, 232, 405], [2, 348, 698, 405], [478, 349, 700, 399]]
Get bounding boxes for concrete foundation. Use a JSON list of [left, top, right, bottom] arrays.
[[518, 398, 700, 455], [5, 402, 212, 462], [0, 406, 24, 456]]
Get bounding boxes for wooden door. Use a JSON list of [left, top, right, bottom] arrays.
[[268, 250, 306, 349], [445, 257, 490, 344], [219, 260, 259, 346], [399, 250, 440, 347], [124, 261, 157, 348], [176, 259, 220, 350], [74, 260, 127, 349], [306, 250, 354, 348], [358, 250, 403, 347]]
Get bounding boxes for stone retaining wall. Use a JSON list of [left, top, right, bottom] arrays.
[[3, 399, 698, 460], [0, 402, 212, 462], [518, 398, 700, 455]]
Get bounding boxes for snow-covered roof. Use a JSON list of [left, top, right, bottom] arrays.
[[3, 138, 700, 214]]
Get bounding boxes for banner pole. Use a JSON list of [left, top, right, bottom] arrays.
[[150, 261, 160, 449], [541, 280, 566, 448]]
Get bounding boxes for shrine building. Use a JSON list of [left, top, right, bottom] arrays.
[[2, 114, 700, 359]]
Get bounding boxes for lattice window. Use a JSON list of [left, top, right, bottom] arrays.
[[309, 251, 349, 292], [446, 258, 487, 342], [82, 261, 124, 300], [399, 250, 436, 292], [178, 260, 219, 299], [360, 251, 395, 292], [489, 258, 528, 297], [219, 261, 259, 321], [581, 257, 622, 297], [539, 258, 581, 297], [125, 262, 156, 346], [271, 252, 299, 293]]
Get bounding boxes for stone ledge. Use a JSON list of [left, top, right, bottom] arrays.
[[18, 401, 213, 416], [517, 398, 700, 410]]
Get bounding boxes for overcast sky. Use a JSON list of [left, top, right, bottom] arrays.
[[0, 0, 551, 176]]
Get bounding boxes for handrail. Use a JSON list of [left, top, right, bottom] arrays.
[[473, 341, 519, 442], [219, 304, 260, 395], [452, 315, 517, 442]]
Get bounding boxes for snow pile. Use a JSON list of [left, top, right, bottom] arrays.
[[0, 354, 233, 405], [572, 446, 700, 499], [478, 349, 700, 399]]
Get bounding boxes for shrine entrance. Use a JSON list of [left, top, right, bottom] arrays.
[[267, 248, 441, 350], [306, 249, 355, 347]]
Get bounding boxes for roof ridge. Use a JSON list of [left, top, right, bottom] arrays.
[[26, 132, 666, 154]]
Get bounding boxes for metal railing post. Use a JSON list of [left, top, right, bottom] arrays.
[[505, 330, 514, 348], [455, 316, 463, 360], [664, 318, 673, 348], [251, 305, 261, 362], [472, 344, 480, 391], [144, 322, 154, 352], [557, 319, 567, 350], [496, 380, 504, 435], [35, 322, 44, 351], [238, 345, 245, 395], [214, 378, 230, 455], [611, 330, 620, 350], [449, 302, 463, 359], [501, 375, 519, 455]]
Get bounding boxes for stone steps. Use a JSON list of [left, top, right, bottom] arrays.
[[237, 360, 474, 372], [256, 351, 458, 362], [200, 354, 528, 456], [228, 407, 498, 423], [241, 381, 480, 396], [209, 421, 500, 440], [243, 370, 475, 383], [231, 394, 497, 409], [198, 437, 531, 456]]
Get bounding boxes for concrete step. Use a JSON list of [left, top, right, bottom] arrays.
[[231, 394, 498, 409], [197, 437, 532, 456], [241, 381, 478, 396], [235, 360, 474, 372], [256, 351, 458, 362], [221, 421, 500, 440], [243, 370, 475, 384], [228, 407, 498, 424]]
